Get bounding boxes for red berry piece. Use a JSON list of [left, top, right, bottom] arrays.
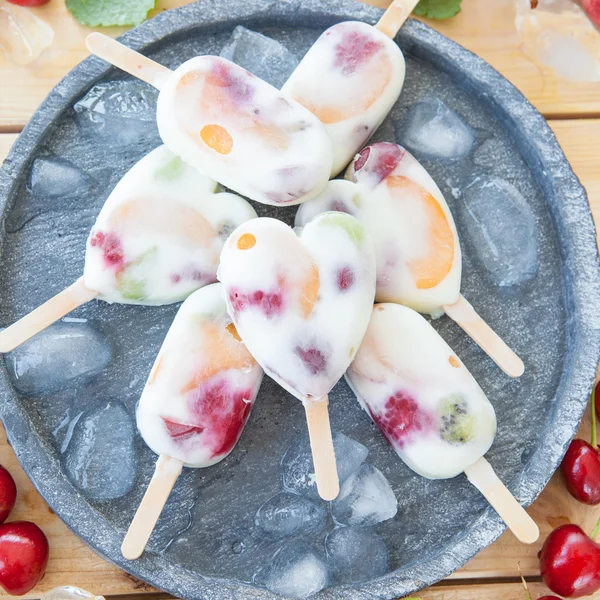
[[295, 346, 327, 375], [90, 230, 125, 270], [561, 439, 600, 504], [163, 419, 205, 441], [0, 521, 49, 596], [371, 391, 434, 447], [336, 266, 355, 292], [187, 380, 254, 458], [582, 0, 600, 28], [229, 289, 283, 319], [539, 524, 600, 598], [334, 28, 383, 76], [210, 62, 254, 104], [0, 467, 16, 525], [352, 142, 406, 186]]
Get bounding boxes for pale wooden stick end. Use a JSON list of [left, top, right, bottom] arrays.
[[121, 455, 183, 560], [443, 294, 525, 379], [304, 397, 340, 501], [465, 457, 539, 544], [375, 0, 421, 38]]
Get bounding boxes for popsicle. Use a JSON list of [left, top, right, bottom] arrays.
[[281, 0, 420, 176], [218, 213, 377, 500], [295, 142, 524, 378], [0, 145, 257, 353], [122, 283, 263, 560], [85, 33, 333, 206], [346, 303, 539, 543]]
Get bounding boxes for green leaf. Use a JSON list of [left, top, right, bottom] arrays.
[[66, 0, 156, 27], [414, 0, 462, 20]]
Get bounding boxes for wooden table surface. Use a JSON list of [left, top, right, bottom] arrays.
[[1, 1, 599, 599]]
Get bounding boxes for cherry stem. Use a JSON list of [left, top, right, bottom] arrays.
[[518, 563, 532, 600], [591, 515, 600, 541], [592, 383, 598, 449]]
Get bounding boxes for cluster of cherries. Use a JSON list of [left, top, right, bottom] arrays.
[[535, 380, 600, 599], [0, 465, 49, 595]]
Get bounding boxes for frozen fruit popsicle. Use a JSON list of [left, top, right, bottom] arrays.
[[0, 145, 256, 353], [281, 0, 420, 176], [218, 214, 377, 499], [85, 33, 333, 206], [282, 21, 405, 177], [296, 142, 524, 378], [346, 303, 539, 543], [122, 283, 263, 560]]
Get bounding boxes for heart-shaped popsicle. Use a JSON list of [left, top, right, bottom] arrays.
[[86, 33, 333, 206], [0, 145, 256, 353], [218, 214, 377, 499], [123, 283, 263, 560], [296, 142, 524, 378], [346, 303, 539, 544]]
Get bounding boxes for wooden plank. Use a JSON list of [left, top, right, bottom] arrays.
[[2, 0, 600, 130], [0, 119, 599, 596]]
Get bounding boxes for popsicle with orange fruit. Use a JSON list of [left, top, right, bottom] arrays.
[[295, 142, 524, 378], [122, 282, 264, 560], [218, 213, 377, 501], [0, 145, 256, 353]]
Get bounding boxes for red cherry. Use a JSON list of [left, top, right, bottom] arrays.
[[0, 467, 16, 524], [595, 380, 600, 421], [6, 0, 51, 5], [0, 521, 49, 596], [538, 597, 562, 600], [539, 524, 600, 598], [560, 439, 600, 504]]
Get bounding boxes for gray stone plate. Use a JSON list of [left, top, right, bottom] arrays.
[[1, 1, 600, 598]]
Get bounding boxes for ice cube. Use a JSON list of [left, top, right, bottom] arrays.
[[282, 432, 368, 498], [460, 177, 537, 286], [61, 401, 137, 502], [255, 542, 329, 598], [325, 526, 390, 583], [332, 464, 398, 526], [255, 492, 327, 539], [28, 157, 90, 198], [74, 80, 159, 146], [220, 26, 299, 89], [4, 322, 111, 396], [397, 97, 474, 159], [334, 432, 369, 482]]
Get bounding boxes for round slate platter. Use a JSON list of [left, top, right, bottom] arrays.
[[1, 1, 600, 598]]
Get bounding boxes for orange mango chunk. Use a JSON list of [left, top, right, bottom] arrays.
[[387, 176, 455, 290], [201, 124, 233, 155], [180, 321, 256, 394], [108, 197, 216, 248], [300, 263, 320, 318], [237, 233, 256, 250]]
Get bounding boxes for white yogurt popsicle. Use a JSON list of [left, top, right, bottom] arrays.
[[282, 21, 406, 176], [157, 56, 333, 205], [137, 283, 264, 467], [123, 283, 263, 559], [218, 214, 376, 402], [84, 144, 257, 305], [345, 303, 538, 544], [346, 303, 496, 479], [296, 142, 462, 317]]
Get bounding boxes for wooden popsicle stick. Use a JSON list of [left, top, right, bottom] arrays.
[[0, 278, 98, 353], [304, 396, 340, 501], [86, 33, 172, 91], [375, 0, 421, 39], [443, 294, 525, 379], [464, 457, 539, 545], [121, 454, 183, 561]]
